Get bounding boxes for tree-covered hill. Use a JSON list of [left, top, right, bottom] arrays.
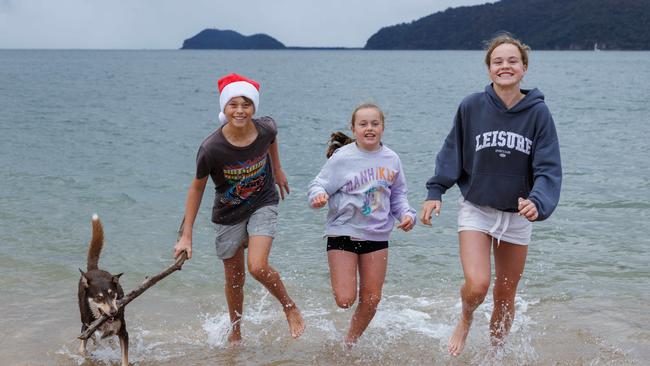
[[365, 0, 650, 50]]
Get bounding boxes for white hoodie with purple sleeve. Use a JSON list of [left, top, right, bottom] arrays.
[[308, 143, 416, 241]]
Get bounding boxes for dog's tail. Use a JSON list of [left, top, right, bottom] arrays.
[[87, 214, 104, 271]]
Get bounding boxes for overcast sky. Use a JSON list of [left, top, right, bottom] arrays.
[[0, 0, 489, 49]]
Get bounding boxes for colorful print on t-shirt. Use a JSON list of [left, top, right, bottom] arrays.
[[343, 166, 397, 215], [362, 186, 386, 215], [220, 154, 269, 207]]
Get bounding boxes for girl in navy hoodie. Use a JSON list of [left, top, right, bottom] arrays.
[[420, 34, 562, 356]]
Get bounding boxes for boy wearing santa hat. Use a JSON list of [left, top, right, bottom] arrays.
[[174, 73, 305, 342]]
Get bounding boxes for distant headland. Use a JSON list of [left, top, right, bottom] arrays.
[[365, 0, 650, 50], [182, 0, 650, 51], [181, 29, 358, 50], [181, 29, 285, 50]]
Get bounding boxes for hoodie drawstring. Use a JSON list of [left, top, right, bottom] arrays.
[[488, 211, 510, 247]]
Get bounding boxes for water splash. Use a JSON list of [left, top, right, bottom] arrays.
[[202, 313, 231, 348]]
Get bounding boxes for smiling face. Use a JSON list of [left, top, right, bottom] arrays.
[[223, 96, 255, 127], [351, 107, 384, 151], [488, 43, 527, 89]]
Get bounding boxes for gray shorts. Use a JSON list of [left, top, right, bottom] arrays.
[[214, 205, 278, 260], [457, 197, 532, 245]]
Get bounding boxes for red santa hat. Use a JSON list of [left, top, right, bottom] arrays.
[[217, 73, 260, 124]]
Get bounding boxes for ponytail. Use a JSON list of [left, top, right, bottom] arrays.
[[326, 131, 354, 158]]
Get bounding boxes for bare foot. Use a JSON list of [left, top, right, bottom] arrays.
[[343, 335, 357, 349], [448, 315, 472, 356], [284, 304, 305, 339], [228, 327, 242, 345], [490, 334, 506, 349]]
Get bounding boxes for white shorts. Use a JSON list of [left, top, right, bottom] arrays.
[[457, 197, 532, 245]]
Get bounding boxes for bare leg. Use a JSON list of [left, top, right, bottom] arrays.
[[345, 248, 388, 345], [247, 235, 305, 339], [223, 244, 246, 343], [448, 230, 492, 356], [490, 240, 527, 346], [327, 249, 359, 309]]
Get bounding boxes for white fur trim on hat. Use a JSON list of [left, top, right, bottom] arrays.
[[218, 81, 259, 124]]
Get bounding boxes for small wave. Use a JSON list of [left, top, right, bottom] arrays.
[[569, 200, 650, 209]]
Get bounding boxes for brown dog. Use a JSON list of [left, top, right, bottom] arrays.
[[78, 214, 129, 366]]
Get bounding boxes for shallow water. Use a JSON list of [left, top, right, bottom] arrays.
[[1, 49, 649, 365]]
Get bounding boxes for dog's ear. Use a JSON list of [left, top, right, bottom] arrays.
[[112, 273, 123, 284], [79, 269, 89, 288]]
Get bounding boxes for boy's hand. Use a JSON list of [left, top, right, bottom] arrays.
[[275, 168, 290, 200], [420, 200, 442, 226], [518, 197, 538, 221], [396, 215, 415, 232], [310, 192, 329, 208], [174, 237, 192, 260]]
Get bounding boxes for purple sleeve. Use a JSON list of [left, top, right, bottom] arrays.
[[390, 158, 417, 224], [307, 154, 338, 203]]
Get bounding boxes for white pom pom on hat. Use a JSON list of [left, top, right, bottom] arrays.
[[217, 73, 260, 124]]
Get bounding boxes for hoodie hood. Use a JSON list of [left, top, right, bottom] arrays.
[[485, 84, 545, 113]]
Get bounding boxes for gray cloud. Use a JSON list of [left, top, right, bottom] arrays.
[[0, 0, 15, 12], [0, 0, 488, 49]]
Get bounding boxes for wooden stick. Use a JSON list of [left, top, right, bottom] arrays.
[[78, 218, 188, 340]]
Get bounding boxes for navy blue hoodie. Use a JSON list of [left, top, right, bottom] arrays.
[[426, 84, 562, 221]]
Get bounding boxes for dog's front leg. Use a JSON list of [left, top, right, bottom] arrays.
[[78, 339, 87, 356], [78, 324, 88, 355], [119, 329, 129, 366]]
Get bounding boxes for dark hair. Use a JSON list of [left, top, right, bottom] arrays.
[[484, 32, 530, 68], [227, 96, 254, 105], [325, 103, 385, 158], [326, 131, 354, 158]]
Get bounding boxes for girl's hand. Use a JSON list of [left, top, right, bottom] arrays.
[[396, 215, 415, 232], [420, 200, 442, 226], [518, 197, 538, 221], [275, 168, 290, 200], [310, 192, 329, 208]]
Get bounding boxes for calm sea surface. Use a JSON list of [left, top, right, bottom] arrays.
[[1, 50, 649, 365]]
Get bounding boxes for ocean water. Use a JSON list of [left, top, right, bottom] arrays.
[[1, 49, 649, 365]]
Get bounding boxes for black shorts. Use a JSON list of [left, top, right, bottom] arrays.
[[326, 236, 388, 255]]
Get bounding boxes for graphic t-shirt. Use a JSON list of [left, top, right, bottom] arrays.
[[196, 117, 279, 224]]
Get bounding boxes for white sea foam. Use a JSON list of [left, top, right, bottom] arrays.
[[57, 322, 203, 365], [202, 313, 232, 348]]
